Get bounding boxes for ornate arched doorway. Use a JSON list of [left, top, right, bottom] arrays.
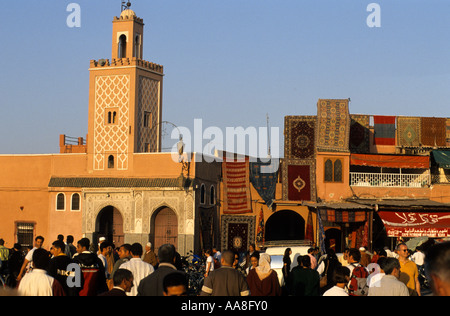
[[265, 210, 305, 241], [96, 206, 124, 246], [151, 207, 178, 250]]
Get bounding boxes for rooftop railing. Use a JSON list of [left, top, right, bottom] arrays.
[[350, 172, 431, 188]]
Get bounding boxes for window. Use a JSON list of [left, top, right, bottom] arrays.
[[200, 184, 206, 204], [325, 159, 333, 182], [143, 111, 152, 128], [108, 155, 115, 169], [134, 34, 141, 59], [106, 110, 118, 125], [210, 186, 215, 205], [16, 222, 34, 248], [118, 34, 127, 58], [56, 193, 65, 211], [71, 193, 80, 211], [324, 158, 344, 183], [334, 160, 343, 182]]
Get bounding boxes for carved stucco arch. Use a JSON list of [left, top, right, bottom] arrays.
[[87, 200, 131, 234], [149, 201, 180, 223], [148, 201, 181, 247]]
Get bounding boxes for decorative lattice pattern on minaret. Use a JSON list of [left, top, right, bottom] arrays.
[[94, 75, 130, 170], [137, 76, 160, 152]]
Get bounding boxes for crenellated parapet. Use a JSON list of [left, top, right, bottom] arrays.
[[113, 9, 144, 24], [90, 57, 164, 74]]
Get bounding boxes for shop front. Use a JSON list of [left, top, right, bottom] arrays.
[[305, 202, 374, 253], [353, 199, 450, 246]]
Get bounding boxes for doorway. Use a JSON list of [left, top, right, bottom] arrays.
[[265, 210, 305, 241], [325, 228, 342, 253], [151, 207, 178, 250], [96, 206, 124, 246]]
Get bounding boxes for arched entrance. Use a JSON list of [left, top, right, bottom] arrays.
[[265, 210, 305, 241], [96, 206, 124, 246], [151, 207, 178, 251]]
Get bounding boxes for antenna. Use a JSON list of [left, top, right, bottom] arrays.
[[121, 1, 132, 12], [266, 113, 271, 158]]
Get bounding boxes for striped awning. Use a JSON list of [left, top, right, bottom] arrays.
[[351, 154, 429, 169]]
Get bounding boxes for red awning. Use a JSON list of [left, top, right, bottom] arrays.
[[378, 211, 450, 238], [351, 154, 429, 169]]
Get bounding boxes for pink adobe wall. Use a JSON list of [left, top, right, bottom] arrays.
[[315, 152, 352, 202], [0, 154, 87, 248], [0, 152, 198, 248]]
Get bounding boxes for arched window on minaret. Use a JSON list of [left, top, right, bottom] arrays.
[[118, 34, 127, 58], [134, 34, 141, 59], [108, 155, 115, 169]]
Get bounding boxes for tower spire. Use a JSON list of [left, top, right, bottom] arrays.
[[121, 1, 132, 12]]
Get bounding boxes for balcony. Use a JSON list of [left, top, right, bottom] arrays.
[[350, 172, 431, 188]]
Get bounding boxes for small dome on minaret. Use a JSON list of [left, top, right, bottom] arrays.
[[120, 9, 136, 19]]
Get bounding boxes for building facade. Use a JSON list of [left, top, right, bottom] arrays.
[[1, 9, 449, 256], [218, 99, 450, 254], [0, 9, 220, 256]]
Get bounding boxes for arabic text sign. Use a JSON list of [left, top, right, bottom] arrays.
[[379, 211, 450, 238]]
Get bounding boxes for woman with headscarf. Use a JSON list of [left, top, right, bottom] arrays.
[[317, 249, 342, 295], [366, 262, 383, 288], [282, 248, 292, 282], [246, 253, 281, 296]]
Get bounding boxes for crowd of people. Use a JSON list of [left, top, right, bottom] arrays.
[[201, 242, 450, 297], [278, 243, 450, 297], [0, 235, 450, 297], [0, 235, 188, 296]]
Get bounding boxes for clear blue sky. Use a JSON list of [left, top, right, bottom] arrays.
[[1, 0, 450, 154]]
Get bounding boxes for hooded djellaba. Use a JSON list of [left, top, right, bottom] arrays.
[[246, 253, 281, 296]]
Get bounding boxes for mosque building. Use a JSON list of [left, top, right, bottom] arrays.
[[0, 7, 220, 255], [1, 5, 450, 256]]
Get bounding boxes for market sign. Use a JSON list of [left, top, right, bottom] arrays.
[[379, 211, 450, 238]]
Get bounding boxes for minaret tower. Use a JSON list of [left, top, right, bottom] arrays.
[[87, 3, 164, 172], [112, 2, 144, 60]]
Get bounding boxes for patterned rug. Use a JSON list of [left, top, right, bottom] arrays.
[[222, 157, 252, 214], [316, 99, 350, 152], [447, 119, 450, 147], [374, 116, 396, 146], [249, 159, 278, 210], [421, 117, 447, 147], [305, 210, 314, 243], [282, 159, 316, 202], [221, 215, 256, 253], [397, 117, 421, 147], [319, 208, 366, 223], [256, 208, 265, 245], [284, 116, 316, 159], [199, 207, 216, 252], [350, 114, 370, 153]]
